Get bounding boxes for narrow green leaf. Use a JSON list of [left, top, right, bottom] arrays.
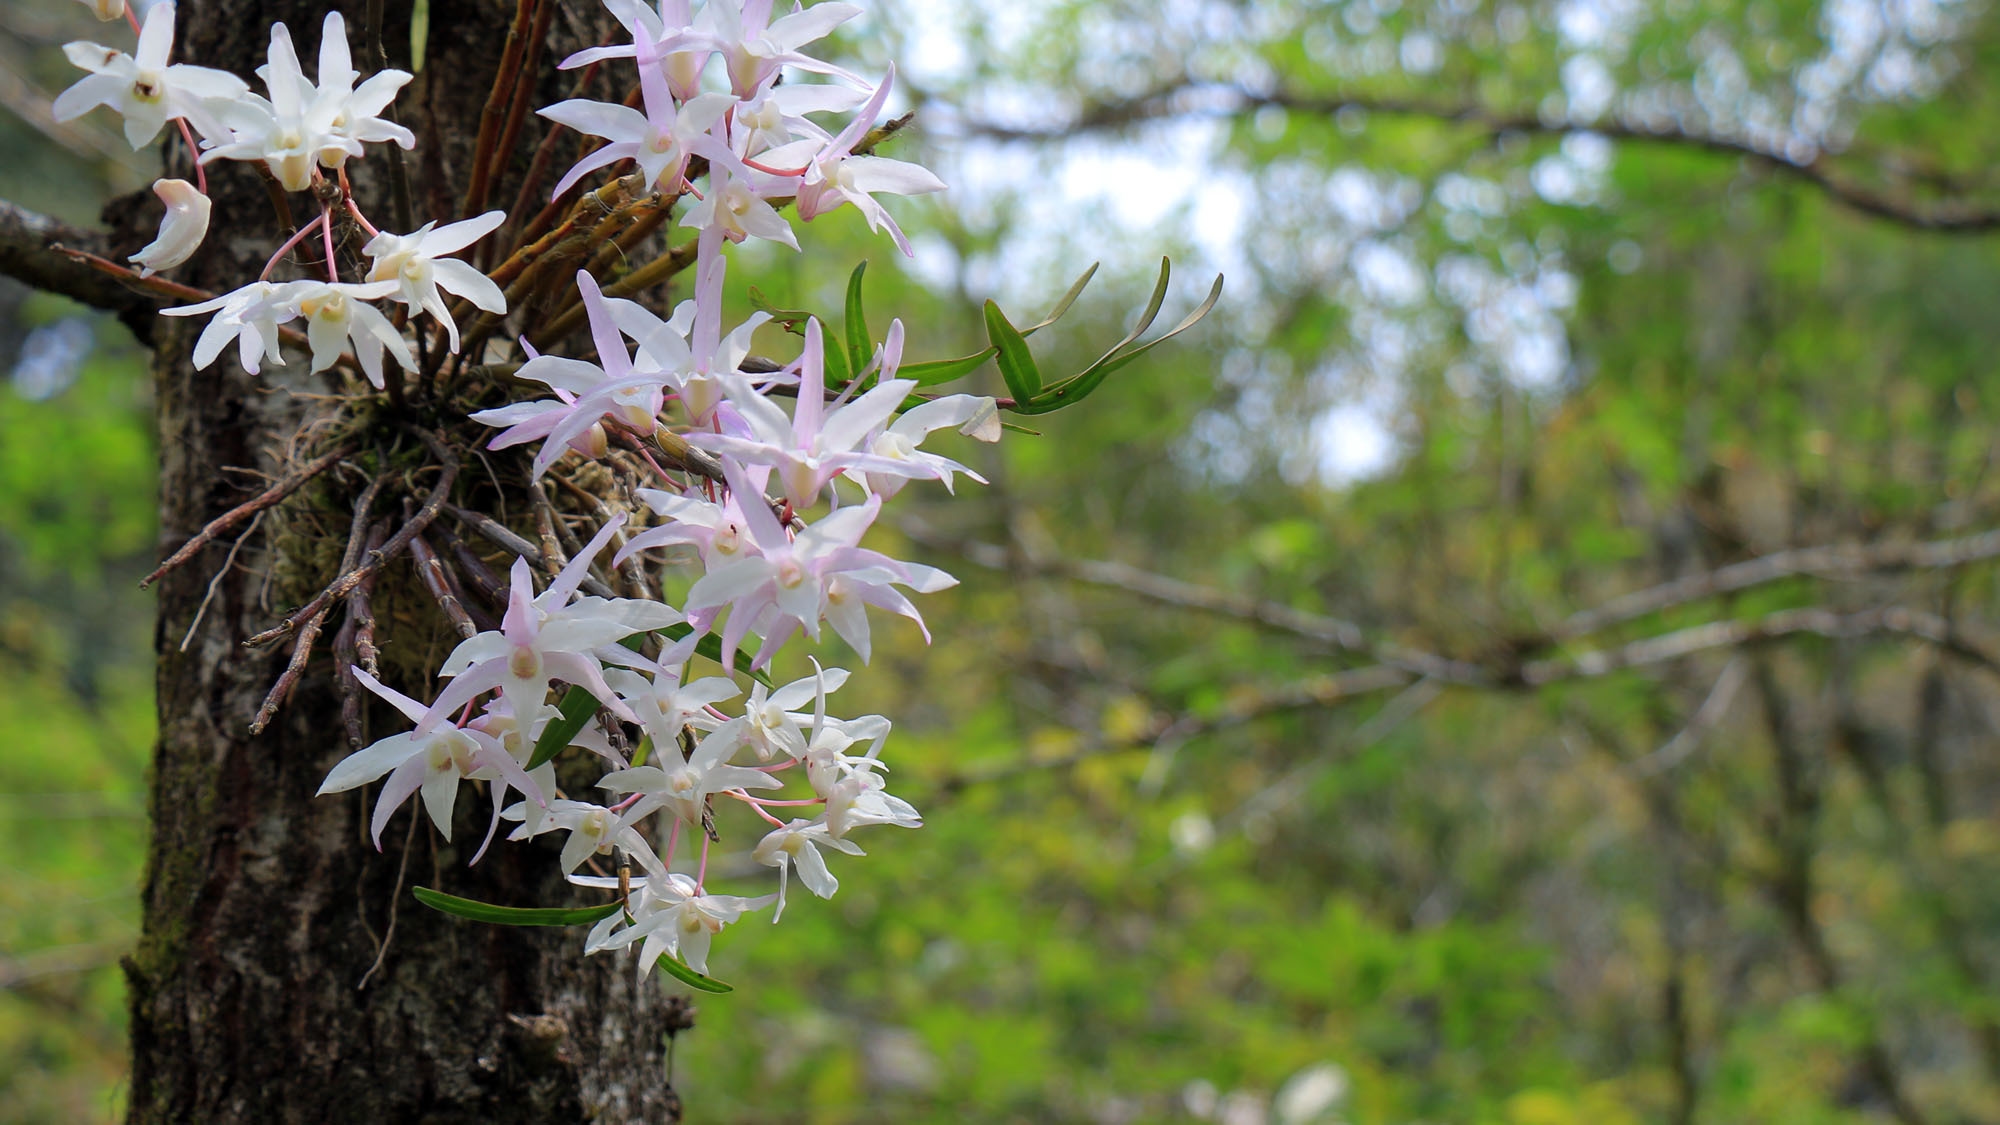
[[896, 273, 1089, 390], [901, 348, 996, 386], [412, 887, 624, 927], [1013, 271, 1224, 416], [410, 0, 430, 71], [630, 734, 655, 768], [821, 323, 853, 387], [526, 684, 601, 769], [1026, 262, 1100, 332], [746, 287, 813, 333], [657, 954, 735, 993], [1069, 257, 1173, 385], [983, 300, 1041, 400], [844, 261, 871, 380], [1130, 256, 1173, 341], [659, 622, 772, 686]]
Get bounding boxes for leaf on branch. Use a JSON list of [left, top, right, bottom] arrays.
[[526, 684, 604, 769], [657, 954, 734, 993], [845, 260, 872, 380], [411, 886, 624, 926], [1014, 266, 1224, 416], [984, 299, 1042, 400], [885, 261, 1100, 387]]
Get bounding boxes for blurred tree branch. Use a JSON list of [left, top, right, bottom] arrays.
[[922, 522, 2000, 692], [0, 197, 153, 316], [948, 81, 2000, 233], [930, 514, 2000, 786]]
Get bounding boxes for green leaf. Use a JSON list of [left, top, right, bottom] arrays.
[[410, 0, 430, 71], [747, 287, 814, 333], [659, 622, 772, 686], [1026, 262, 1099, 332], [657, 954, 735, 993], [412, 887, 624, 927], [821, 322, 852, 387], [901, 349, 996, 387], [1013, 270, 1223, 416], [630, 734, 654, 768], [896, 267, 1093, 389], [1082, 257, 1172, 375], [984, 300, 1041, 400], [845, 261, 872, 380], [526, 684, 602, 769]]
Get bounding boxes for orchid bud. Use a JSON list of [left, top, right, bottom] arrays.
[[129, 178, 211, 277], [72, 0, 126, 20]]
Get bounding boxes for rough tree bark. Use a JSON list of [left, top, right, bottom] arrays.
[[6, 1, 690, 1121]]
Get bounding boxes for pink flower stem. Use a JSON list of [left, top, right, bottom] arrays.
[[340, 170, 382, 238], [662, 815, 682, 869], [746, 801, 785, 827], [695, 833, 711, 889], [260, 212, 329, 280], [320, 203, 341, 282], [737, 795, 823, 807], [609, 792, 645, 813], [741, 157, 808, 177], [633, 443, 677, 485], [124, 5, 141, 34], [175, 119, 208, 193]]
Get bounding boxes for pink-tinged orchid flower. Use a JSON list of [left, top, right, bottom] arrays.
[[685, 459, 956, 669], [559, 0, 709, 101], [581, 871, 775, 980], [685, 317, 918, 509], [471, 271, 671, 480], [615, 484, 766, 573], [314, 668, 546, 854], [508, 799, 667, 877], [600, 718, 782, 827], [682, 140, 800, 250], [793, 66, 946, 255], [851, 392, 999, 498], [753, 818, 863, 921], [696, 0, 863, 97], [539, 33, 735, 198], [415, 515, 681, 734]]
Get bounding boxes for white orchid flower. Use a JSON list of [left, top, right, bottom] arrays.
[[129, 178, 211, 277], [53, 2, 249, 149]]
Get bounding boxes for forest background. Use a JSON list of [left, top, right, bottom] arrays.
[[5, 0, 2000, 1121]]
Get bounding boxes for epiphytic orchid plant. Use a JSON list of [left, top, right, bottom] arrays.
[[64, 0, 1220, 992]]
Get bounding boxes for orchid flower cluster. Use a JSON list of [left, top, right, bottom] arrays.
[[62, 0, 992, 985]]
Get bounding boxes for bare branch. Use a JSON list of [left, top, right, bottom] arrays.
[[1525, 606, 2000, 683], [909, 522, 1489, 684], [444, 503, 619, 599], [0, 198, 153, 314], [954, 82, 2000, 234], [1555, 527, 2000, 639], [143, 444, 357, 589]]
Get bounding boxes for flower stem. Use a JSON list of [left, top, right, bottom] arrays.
[[260, 212, 329, 281]]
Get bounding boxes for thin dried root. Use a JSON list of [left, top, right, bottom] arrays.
[[444, 503, 618, 599], [410, 531, 478, 640], [246, 432, 459, 650], [143, 443, 355, 589]]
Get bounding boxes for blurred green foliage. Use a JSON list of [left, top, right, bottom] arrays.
[[11, 0, 2000, 1121]]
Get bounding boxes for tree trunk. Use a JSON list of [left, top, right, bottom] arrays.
[[117, 2, 687, 1120]]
